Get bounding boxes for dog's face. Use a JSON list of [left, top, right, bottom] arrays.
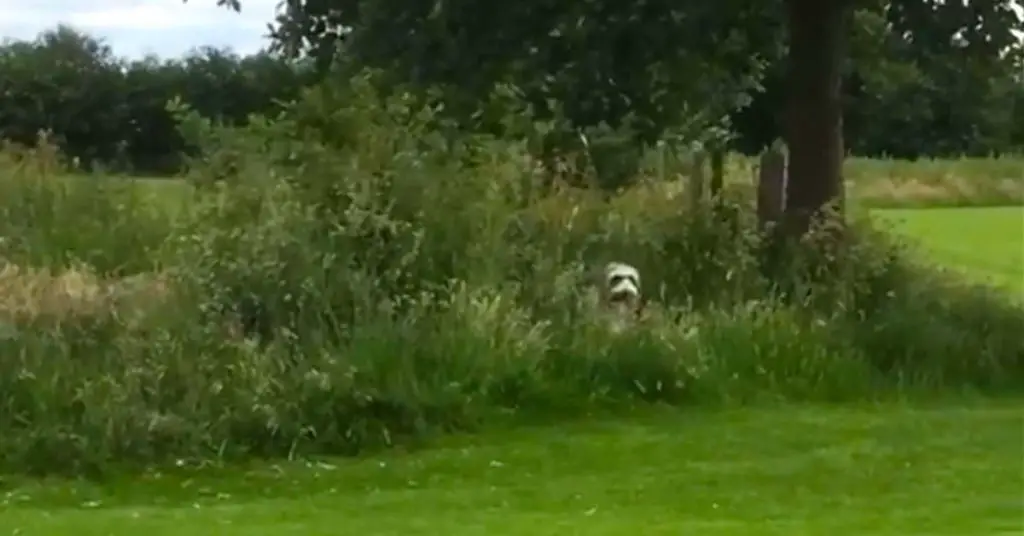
[[603, 262, 642, 323]]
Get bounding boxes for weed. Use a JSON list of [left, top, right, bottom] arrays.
[[0, 74, 1020, 477]]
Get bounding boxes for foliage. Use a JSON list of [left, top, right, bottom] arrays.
[[266, 0, 780, 136], [732, 1, 1024, 156], [0, 25, 312, 175], [255, 0, 784, 190], [0, 80, 1020, 477], [1, 15, 1022, 178], [217, 0, 1024, 209]]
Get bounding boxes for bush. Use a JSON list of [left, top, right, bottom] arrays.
[[0, 73, 1021, 477]]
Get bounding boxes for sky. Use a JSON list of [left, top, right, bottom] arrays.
[[0, 0, 280, 58], [0, 0, 1021, 60]]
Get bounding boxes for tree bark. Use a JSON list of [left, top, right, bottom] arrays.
[[783, 0, 850, 236]]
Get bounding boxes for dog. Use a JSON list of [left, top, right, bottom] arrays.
[[597, 261, 644, 332]]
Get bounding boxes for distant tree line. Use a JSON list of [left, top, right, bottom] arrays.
[[0, 23, 1021, 177], [0, 25, 315, 175]]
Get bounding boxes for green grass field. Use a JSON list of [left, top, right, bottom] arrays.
[[3, 400, 1022, 536], [2, 173, 1021, 535], [874, 206, 1024, 295]]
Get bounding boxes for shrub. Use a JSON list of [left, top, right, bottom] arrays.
[[0, 72, 1020, 477], [843, 268, 1024, 389]]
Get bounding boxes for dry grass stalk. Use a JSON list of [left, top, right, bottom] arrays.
[[853, 176, 1022, 206], [0, 264, 173, 325]]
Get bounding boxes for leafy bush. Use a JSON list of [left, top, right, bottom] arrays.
[[0, 73, 1020, 477]]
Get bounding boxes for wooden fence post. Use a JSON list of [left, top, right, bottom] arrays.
[[757, 144, 788, 227], [690, 150, 706, 209], [709, 148, 724, 199]]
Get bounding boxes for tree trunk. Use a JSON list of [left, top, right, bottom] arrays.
[[783, 0, 850, 236], [709, 148, 724, 199], [689, 151, 706, 209]]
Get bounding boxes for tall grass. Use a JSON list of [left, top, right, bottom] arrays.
[[843, 155, 1024, 207], [640, 149, 1024, 209], [0, 143, 177, 275], [0, 76, 1021, 478]]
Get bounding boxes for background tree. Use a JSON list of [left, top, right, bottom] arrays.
[[204, 0, 1019, 234], [0, 26, 129, 167], [255, 0, 785, 190], [735, 1, 1024, 159], [1, 5, 1020, 190], [0, 25, 311, 174]]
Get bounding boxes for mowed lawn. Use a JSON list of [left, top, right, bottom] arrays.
[[873, 206, 1024, 294], [2, 401, 1022, 536]]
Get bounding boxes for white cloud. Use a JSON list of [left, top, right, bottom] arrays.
[[70, 5, 264, 31], [0, 0, 280, 57]]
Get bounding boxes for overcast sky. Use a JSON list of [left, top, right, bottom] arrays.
[[0, 0, 1021, 60], [0, 0, 279, 58]]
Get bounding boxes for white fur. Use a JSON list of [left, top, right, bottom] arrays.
[[605, 262, 640, 300], [601, 262, 642, 332]]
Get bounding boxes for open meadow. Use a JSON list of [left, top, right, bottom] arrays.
[[0, 128, 1022, 535], [3, 400, 1021, 535], [874, 206, 1024, 295]]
